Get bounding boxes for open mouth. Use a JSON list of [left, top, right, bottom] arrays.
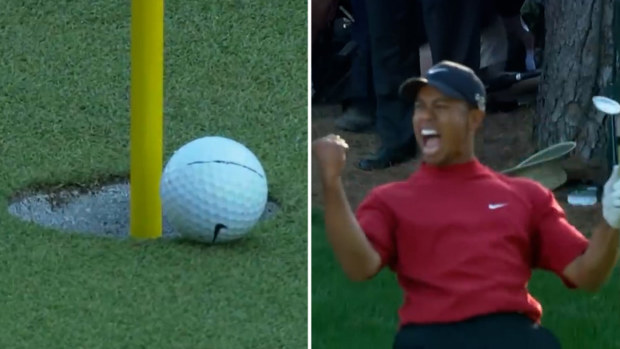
[[421, 128, 441, 155]]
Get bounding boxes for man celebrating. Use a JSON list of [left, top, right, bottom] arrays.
[[312, 61, 620, 348]]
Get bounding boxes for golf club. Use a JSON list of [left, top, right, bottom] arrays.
[[593, 96, 620, 167]]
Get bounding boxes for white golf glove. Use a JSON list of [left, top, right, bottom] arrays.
[[602, 165, 620, 229]]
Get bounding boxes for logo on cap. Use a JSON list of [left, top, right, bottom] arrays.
[[475, 93, 486, 112], [427, 67, 449, 75]]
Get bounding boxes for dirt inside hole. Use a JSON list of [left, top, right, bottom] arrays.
[[8, 180, 280, 240]]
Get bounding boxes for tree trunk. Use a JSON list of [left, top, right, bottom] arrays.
[[536, 0, 617, 182]]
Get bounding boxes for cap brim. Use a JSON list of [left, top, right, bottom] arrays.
[[399, 77, 465, 103]]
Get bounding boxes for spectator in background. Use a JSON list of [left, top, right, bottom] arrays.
[[339, 0, 515, 137], [311, 0, 340, 45], [311, 0, 341, 98], [333, 0, 376, 133], [420, 0, 484, 71], [358, 0, 485, 171], [496, 0, 537, 71], [422, 0, 535, 82], [356, 0, 423, 171], [420, 13, 509, 84]]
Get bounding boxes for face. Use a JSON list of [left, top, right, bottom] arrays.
[[413, 85, 484, 166]]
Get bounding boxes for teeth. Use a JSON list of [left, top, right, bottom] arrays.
[[421, 129, 438, 136]]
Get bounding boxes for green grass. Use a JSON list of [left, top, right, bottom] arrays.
[[0, 1, 307, 348], [312, 208, 620, 349]]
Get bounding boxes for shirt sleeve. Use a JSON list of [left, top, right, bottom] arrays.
[[355, 188, 397, 270], [531, 187, 589, 288]]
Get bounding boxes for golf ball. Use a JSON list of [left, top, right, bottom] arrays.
[[160, 136, 268, 243]]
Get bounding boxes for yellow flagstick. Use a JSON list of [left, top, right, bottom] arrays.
[[130, 0, 164, 239]]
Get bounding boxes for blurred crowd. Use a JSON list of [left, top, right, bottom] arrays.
[[312, 0, 545, 171]]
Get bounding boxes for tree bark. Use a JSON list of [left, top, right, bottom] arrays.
[[536, 0, 616, 181]]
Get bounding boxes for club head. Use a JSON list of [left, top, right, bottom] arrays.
[[593, 96, 620, 115]]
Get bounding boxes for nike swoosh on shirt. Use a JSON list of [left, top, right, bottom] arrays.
[[488, 203, 508, 210]]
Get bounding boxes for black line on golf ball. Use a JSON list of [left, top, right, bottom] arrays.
[[213, 223, 227, 243], [186, 160, 264, 178]]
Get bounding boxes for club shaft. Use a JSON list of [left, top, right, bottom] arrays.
[[611, 115, 618, 166]]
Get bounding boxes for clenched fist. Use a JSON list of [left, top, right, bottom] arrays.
[[312, 134, 349, 184]]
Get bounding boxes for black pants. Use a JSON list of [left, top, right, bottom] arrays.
[[348, 0, 374, 112], [364, 0, 422, 149], [393, 313, 562, 349], [421, 0, 483, 73], [365, 0, 482, 150]]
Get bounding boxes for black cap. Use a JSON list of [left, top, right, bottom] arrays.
[[399, 60, 486, 111]]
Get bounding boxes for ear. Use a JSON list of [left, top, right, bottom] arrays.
[[468, 109, 485, 131]]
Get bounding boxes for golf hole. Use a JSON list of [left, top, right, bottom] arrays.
[[6, 179, 280, 240]]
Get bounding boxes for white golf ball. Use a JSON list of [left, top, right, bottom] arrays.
[[160, 136, 268, 243]]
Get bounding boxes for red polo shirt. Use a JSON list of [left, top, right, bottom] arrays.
[[356, 159, 589, 326]]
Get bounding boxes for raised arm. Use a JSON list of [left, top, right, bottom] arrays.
[[563, 167, 620, 291], [563, 222, 619, 292], [313, 134, 383, 281]]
